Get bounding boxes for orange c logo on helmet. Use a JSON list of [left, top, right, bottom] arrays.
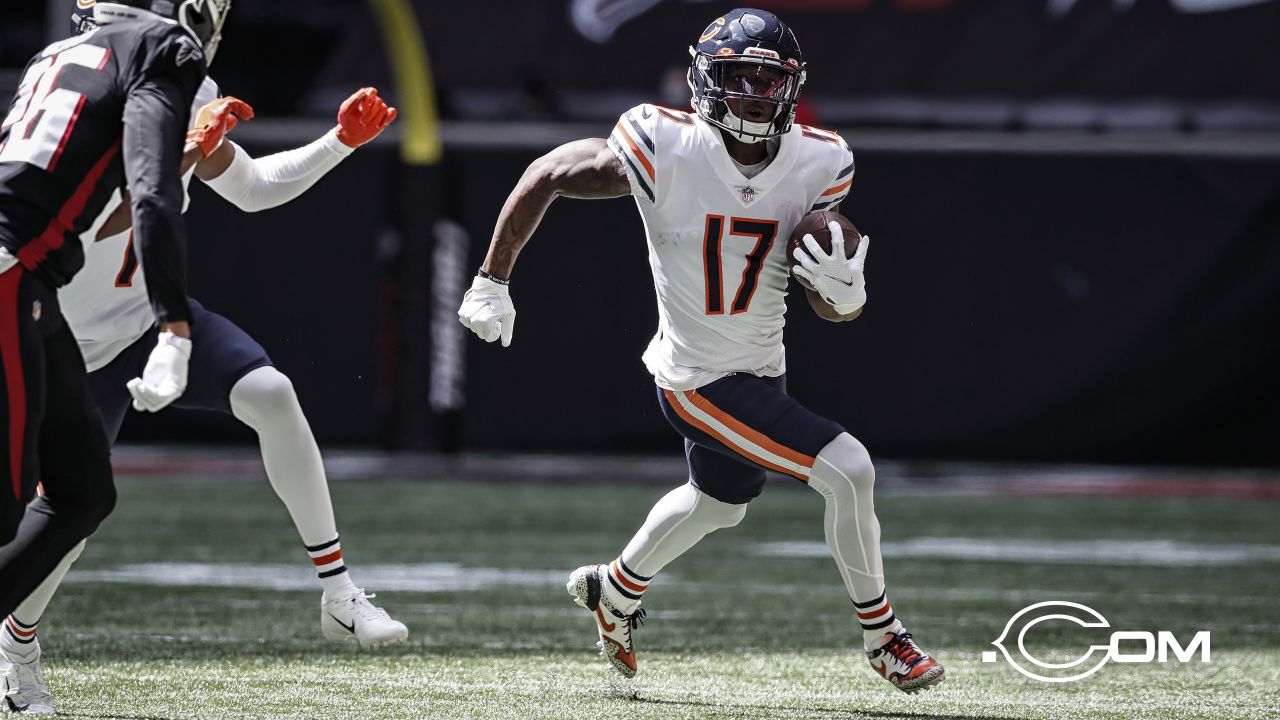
[[698, 17, 725, 43], [77, 0, 96, 7]]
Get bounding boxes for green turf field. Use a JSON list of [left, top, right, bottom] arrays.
[[30, 470, 1280, 719]]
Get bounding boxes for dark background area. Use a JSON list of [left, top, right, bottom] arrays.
[[114, 139, 1280, 466], [10, 2, 1280, 127], [6, 1, 1280, 465]]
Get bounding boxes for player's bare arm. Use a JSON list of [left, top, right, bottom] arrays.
[[480, 138, 629, 279], [460, 139, 625, 346], [193, 134, 236, 180]]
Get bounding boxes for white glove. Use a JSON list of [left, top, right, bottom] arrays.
[[458, 274, 516, 347], [792, 223, 870, 315], [126, 331, 192, 412]]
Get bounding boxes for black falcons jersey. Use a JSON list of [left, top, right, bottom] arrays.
[[0, 19, 205, 324]]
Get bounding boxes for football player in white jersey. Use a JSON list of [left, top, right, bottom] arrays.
[[459, 7, 944, 694], [0, 4, 405, 712]]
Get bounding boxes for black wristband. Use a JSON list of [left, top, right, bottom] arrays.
[[477, 269, 509, 285]]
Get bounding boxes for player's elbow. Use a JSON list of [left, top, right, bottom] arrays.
[[226, 196, 272, 213], [525, 155, 568, 196], [129, 193, 181, 225]]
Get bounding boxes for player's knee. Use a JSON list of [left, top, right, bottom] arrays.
[[65, 537, 88, 563], [811, 432, 875, 495], [73, 472, 117, 535], [694, 487, 749, 528], [721, 502, 748, 528], [26, 469, 113, 540], [88, 479, 117, 526], [230, 366, 297, 428]]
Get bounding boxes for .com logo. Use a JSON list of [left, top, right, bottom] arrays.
[[983, 601, 1211, 682]]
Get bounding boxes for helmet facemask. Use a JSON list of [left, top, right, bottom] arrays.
[[689, 51, 806, 144]]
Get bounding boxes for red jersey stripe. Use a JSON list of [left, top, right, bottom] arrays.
[[17, 138, 121, 269], [0, 268, 25, 500]]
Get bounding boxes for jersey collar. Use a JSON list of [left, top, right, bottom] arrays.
[[695, 116, 800, 204]]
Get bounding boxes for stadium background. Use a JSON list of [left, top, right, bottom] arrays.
[[0, 5, 1277, 718], [3, 1, 1277, 465]]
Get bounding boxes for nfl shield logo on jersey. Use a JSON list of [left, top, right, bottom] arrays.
[[31, 300, 41, 321], [738, 185, 757, 204]]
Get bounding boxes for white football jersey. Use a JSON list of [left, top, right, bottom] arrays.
[[60, 76, 220, 371], [607, 104, 854, 391]]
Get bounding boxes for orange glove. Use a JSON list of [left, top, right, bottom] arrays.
[[335, 87, 398, 148], [186, 96, 254, 158]]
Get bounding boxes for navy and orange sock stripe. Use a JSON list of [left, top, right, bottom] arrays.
[[854, 591, 897, 630], [4, 615, 37, 644], [306, 536, 348, 579], [608, 558, 650, 601]]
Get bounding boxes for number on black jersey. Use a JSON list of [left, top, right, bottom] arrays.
[[0, 38, 110, 172]]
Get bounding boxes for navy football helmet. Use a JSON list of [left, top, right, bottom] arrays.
[[688, 8, 806, 144], [71, 0, 231, 64]]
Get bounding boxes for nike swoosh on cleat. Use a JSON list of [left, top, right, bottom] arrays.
[[327, 612, 356, 634], [825, 274, 855, 287], [595, 607, 617, 632]]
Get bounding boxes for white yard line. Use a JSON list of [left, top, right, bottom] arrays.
[[66, 562, 565, 592], [754, 538, 1280, 566]]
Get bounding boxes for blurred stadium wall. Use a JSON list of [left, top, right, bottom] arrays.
[[4, 1, 1278, 464]]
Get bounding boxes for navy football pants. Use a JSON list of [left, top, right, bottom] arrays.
[[657, 373, 845, 504], [89, 298, 272, 443]]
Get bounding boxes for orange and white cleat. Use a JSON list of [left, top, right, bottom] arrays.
[[866, 631, 945, 693], [566, 564, 645, 678]]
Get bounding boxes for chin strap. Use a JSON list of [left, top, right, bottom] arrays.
[[720, 105, 784, 144]]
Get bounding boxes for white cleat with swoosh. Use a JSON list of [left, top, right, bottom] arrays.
[[320, 589, 408, 649]]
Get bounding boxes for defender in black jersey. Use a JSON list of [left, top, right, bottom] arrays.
[[0, 0, 228, 620]]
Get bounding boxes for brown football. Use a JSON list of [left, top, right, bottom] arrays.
[[788, 211, 861, 282]]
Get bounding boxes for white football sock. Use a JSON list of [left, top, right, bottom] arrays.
[[3, 538, 86, 662], [806, 433, 902, 648], [604, 482, 747, 614], [229, 366, 356, 596]]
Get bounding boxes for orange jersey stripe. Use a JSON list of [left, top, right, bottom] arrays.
[[611, 562, 648, 592], [615, 122, 656, 182], [821, 178, 853, 197], [663, 390, 808, 481], [312, 549, 343, 567], [684, 390, 815, 470], [801, 125, 840, 137], [655, 106, 695, 125]]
